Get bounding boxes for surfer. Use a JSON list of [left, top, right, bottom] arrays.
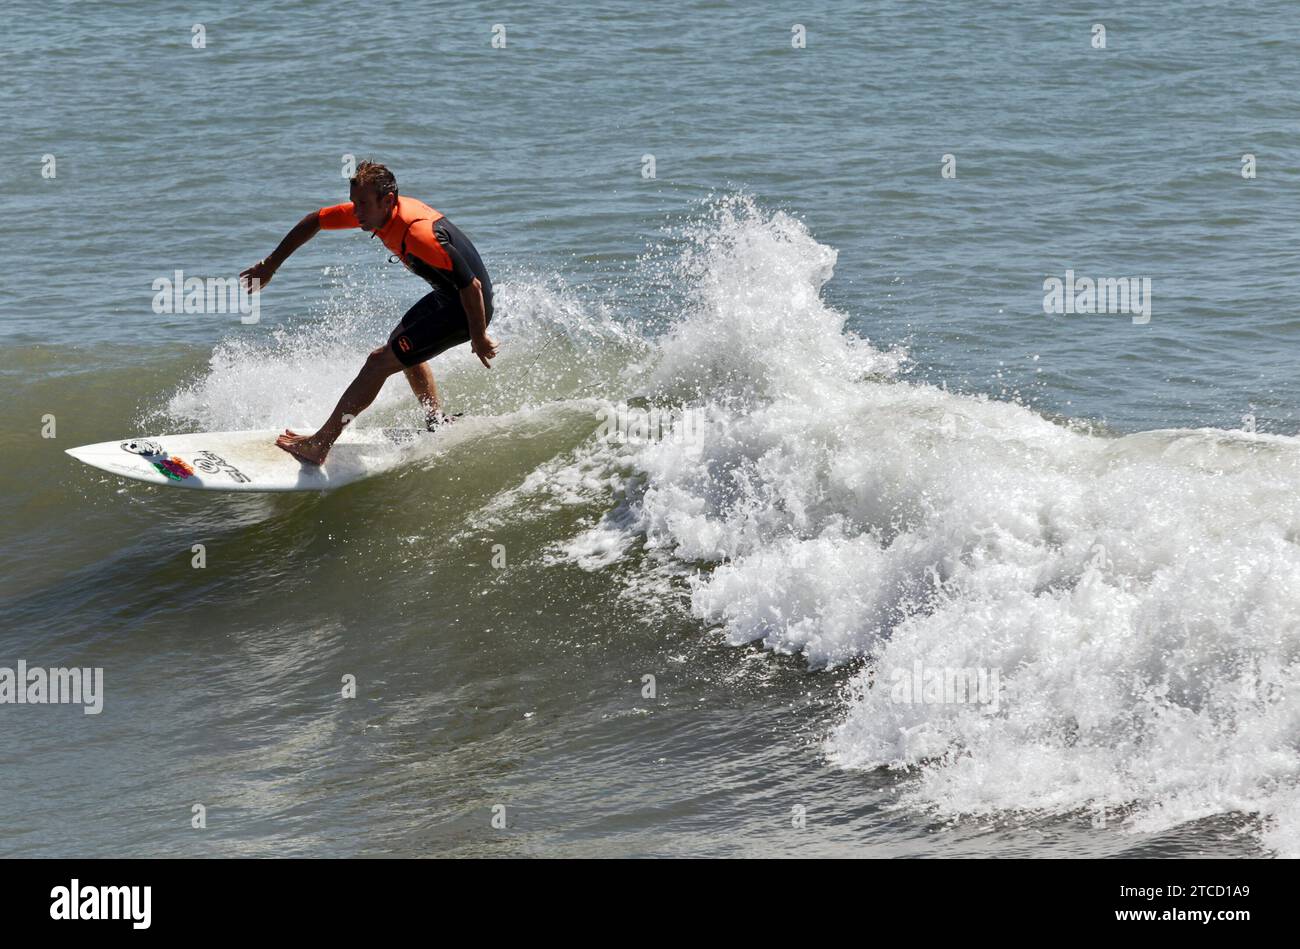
[[240, 161, 498, 465]]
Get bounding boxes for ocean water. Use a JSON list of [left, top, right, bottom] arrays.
[[2, 0, 1299, 857]]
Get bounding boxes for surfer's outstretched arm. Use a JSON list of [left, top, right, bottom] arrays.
[[240, 211, 322, 291]]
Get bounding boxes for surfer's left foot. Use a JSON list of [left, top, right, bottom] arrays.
[[275, 429, 331, 465]]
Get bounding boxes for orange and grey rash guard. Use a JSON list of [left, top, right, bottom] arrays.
[[317, 196, 493, 309]]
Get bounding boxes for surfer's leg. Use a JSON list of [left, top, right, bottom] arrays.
[[385, 291, 476, 430], [276, 345, 403, 464], [403, 362, 442, 423]]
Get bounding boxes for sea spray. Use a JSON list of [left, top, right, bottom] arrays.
[[550, 196, 1300, 856]]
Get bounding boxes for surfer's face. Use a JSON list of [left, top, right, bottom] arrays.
[[351, 183, 395, 232]]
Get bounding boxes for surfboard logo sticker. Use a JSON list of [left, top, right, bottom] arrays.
[[121, 438, 165, 457], [192, 450, 251, 484], [152, 456, 195, 481]]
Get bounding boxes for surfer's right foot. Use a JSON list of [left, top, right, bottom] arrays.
[[424, 411, 462, 432], [275, 429, 331, 465]]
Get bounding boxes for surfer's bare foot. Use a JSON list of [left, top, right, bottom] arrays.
[[275, 429, 331, 465]]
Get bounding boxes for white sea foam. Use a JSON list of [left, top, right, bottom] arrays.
[[159, 265, 644, 432], [555, 196, 1300, 855]]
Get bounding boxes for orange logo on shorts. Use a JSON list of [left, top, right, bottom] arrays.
[[397, 336, 412, 353]]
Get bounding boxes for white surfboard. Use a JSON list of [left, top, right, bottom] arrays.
[[66, 427, 446, 492]]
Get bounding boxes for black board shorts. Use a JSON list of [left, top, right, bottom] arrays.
[[387, 289, 493, 368]]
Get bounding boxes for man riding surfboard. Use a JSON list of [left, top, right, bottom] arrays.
[[240, 160, 498, 465]]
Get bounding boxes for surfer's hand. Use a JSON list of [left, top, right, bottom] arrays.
[[240, 260, 276, 291], [471, 333, 499, 369]]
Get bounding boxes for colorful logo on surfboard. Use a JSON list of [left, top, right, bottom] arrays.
[[151, 456, 195, 481]]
